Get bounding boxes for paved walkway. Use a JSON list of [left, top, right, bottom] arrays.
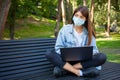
[[99, 48, 120, 54]]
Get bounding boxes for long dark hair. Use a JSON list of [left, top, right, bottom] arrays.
[[71, 6, 96, 45]]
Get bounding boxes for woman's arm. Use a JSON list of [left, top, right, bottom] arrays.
[[90, 36, 99, 55], [55, 27, 66, 54]]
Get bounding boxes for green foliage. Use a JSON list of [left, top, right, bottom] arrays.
[[77, 0, 91, 7], [93, 0, 120, 27], [75, 0, 120, 27], [8, 0, 57, 19], [4, 16, 63, 39], [38, 0, 57, 19], [6, 0, 56, 24], [16, 0, 41, 18], [7, 0, 120, 27], [94, 2, 108, 26], [76, 0, 83, 6]]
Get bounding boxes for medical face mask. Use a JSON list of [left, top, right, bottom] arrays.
[[72, 16, 85, 27]]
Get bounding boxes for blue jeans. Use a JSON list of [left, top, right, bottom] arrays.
[[45, 49, 106, 69]]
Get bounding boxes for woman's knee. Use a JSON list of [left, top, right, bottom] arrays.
[[45, 49, 55, 59], [95, 53, 107, 65]]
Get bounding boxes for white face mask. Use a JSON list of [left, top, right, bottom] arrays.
[[72, 16, 85, 27]]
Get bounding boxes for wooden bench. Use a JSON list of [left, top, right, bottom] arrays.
[[0, 38, 120, 80]]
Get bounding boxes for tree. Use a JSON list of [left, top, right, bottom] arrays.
[[55, 0, 74, 37], [8, 0, 18, 39], [83, 0, 87, 6], [0, 0, 11, 39], [66, 0, 73, 24], [54, 0, 62, 37], [61, 0, 67, 25], [90, 0, 95, 30], [106, 0, 111, 37], [71, 0, 77, 11]]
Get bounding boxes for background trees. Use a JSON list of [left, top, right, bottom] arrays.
[[0, 0, 119, 39], [0, 0, 11, 39]]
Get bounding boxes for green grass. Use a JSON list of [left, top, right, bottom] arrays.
[[97, 40, 120, 48], [96, 29, 120, 63], [3, 16, 63, 39], [3, 16, 120, 63], [106, 53, 120, 63], [97, 39, 120, 63], [15, 21, 55, 39]]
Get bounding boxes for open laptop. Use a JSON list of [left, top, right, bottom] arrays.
[[60, 46, 93, 61]]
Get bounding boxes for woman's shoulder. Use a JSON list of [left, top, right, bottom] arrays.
[[60, 24, 73, 32]]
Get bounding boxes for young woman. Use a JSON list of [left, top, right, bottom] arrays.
[[46, 6, 106, 77]]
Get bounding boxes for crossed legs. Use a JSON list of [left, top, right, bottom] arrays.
[[45, 50, 106, 76]]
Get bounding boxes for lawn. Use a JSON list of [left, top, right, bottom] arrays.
[[97, 39, 120, 63], [3, 16, 120, 63], [96, 28, 120, 63], [3, 16, 58, 39]]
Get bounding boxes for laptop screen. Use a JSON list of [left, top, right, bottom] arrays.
[[60, 46, 93, 61]]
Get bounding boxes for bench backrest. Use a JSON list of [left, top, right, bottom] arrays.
[[0, 38, 56, 80]]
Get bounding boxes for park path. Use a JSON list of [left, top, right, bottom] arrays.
[[99, 48, 120, 54]]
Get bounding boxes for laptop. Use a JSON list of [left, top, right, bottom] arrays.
[[60, 46, 93, 61]]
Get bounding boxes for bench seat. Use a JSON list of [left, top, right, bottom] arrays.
[[0, 38, 120, 80]]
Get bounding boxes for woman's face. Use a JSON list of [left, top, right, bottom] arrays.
[[74, 11, 86, 21]]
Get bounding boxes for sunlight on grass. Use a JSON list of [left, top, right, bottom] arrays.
[[3, 16, 60, 39], [96, 34, 120, 41], [29, 15, 41, 21], [96, 29, 120, 63], [50, 35, 55, 38], [96, 31, 120, 48], [97, 40, 120, 48]]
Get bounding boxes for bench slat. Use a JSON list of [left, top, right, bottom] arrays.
[[0, 57, 49, 67], [0, 61, 52, 72], [0, 67, 53, 80], [0, 65, 53, 76], [1, 38, 120, 80], [0, 42, 55, 49], [0, 38, 56, 43], [0, 46, 54, 53], [0, 48, 53, 56], [0, 52, 47, 60], [0, 38, 55, 80]]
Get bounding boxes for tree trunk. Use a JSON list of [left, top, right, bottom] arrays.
[[61, 0, 67, 25], [0, 0, 11, 40], [106, 0, 111, 37], [90, 0, 95, 30], [54, 0, 62, 37], [71, 0, 77, 11], [66, 0, 73, 24], [8, 0, 18, 40], [83, 0, 87, 6]]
